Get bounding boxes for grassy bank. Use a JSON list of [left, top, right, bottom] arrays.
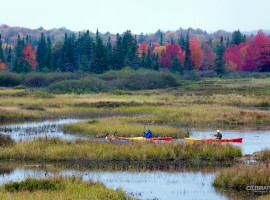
[[0, 177, 129, 200], [213, 163, 270, 191], [0, 138, 241, 162], [0, 77, 269, 126], [63, 117, 188, 138]]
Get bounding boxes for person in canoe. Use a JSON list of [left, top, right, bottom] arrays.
[[144, 129, 152, 138], [214, 130, 222, 139]]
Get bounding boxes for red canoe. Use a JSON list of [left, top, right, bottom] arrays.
[[116, 136, 172, 141]]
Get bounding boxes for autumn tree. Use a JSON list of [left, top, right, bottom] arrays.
[[158, 43, 185, 68], [189, 37, 203, 70], [252, 30, 270, 72], [22, 43, 37, 69]]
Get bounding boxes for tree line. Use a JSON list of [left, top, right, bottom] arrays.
[[0, 29, 269, 74]]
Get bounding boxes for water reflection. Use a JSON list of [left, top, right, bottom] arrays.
[[0, 164, 228, 200]]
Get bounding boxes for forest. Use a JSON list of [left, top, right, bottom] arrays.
[[0, 25, 270, 75]]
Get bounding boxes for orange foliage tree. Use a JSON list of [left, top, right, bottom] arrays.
[[22, 43, 37, 69], [189, 38, 203, 70]]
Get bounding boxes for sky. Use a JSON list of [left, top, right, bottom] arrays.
[[1, 0, 269, 34]]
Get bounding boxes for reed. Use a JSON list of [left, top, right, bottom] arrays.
[[213, 163, 270, 191], [0, 177, 129, 200], [0, 138, 241, 162]]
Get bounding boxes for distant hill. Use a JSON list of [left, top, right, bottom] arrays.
[[1, 24, 267, 47]]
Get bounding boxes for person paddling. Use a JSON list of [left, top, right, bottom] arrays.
[[214, 130, 222, 139]]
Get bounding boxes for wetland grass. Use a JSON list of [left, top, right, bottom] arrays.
[[0, 177, 129, 200], [0, 138, 241, 162], [213, 163, 270, 191], [63, 117, 188, 138]]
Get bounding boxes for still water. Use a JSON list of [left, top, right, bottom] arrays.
[[0, 165, 229, 200]]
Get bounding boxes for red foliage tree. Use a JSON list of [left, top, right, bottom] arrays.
[[22, 43, 37, 69], [138, 42, 148, 55], [252, 30, 270, 71], [0, 62, 6, 71], [158, 43, 185, 68], [189, 38, 204, 70]]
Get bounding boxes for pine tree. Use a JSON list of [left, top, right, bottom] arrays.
[[184, 34, 193, 70], [179, 34, 186, 51], [36, 33, 47, 71], [215, 36, 226, 76], [106, 37, 113, 70], [46, 37, 52, 71], [160, 33, 164, 46], [231, 30, 245, 46], [146, 47, 152, 69], [91, 29, 109, 74], [170, 56, 183, 74]]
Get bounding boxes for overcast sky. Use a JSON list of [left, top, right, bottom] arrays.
[[1, 0, 269, 34]]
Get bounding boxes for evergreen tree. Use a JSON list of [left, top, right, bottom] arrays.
[[13, 35, 31, 73], [170, 56, 183, 74], [46, 37, 52, 71], [231, 30, 245, 46], [0, 34, 5, 63], [106, 37, 113, 70], [151, 54, 160, 71], [215, 36, 226, 76], [112, 33, 124, 70], [91, 29, 109, 73], [140, 51, 147, 68], [160, 32, 164, 46], [146, 47, 152, 69], [178, 34, 186, 50], [184, 34, 193, 70], [36, 33, 48, 71], [62, 34, 76, 72]]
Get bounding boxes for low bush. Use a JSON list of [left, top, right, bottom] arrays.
[[48, 77, 107, 94], [0, 73, 22, 87]]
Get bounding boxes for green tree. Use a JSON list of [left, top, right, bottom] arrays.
[[170, 56, 183, 74], [231, 30, 245, 46], [215, 36, 226, 76], [36, 33, 48, 71], [184, 34, 193, 70], [90, 29, 109, 74], [178, 34, 186, 50]]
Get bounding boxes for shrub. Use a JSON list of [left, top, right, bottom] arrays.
[[0, 73, 22, 87], [48, 77, 107, 94]]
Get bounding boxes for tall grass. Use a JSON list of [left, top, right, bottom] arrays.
[[0, 138, 241, 162], [256, 149, 270, 161], [0, 177, 128, 200], [213, 163, 270, 191]]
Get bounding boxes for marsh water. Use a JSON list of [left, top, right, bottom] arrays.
[[0, 119, 269, 199], [0, 163, 247, 200]]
